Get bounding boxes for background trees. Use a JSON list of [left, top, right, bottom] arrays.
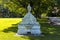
[[0, 0, 60, 18]]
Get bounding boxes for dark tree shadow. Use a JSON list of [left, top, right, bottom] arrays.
[[3, 24, 18, 33], [2, 22, 60, 40], [2, 18, 60, 40], [40, 22, 60, 35], [20, 22, 60, 40]]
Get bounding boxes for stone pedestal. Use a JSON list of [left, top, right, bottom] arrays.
[[17, 23, 41, 35]]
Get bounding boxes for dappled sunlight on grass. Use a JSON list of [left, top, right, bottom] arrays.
[[0, 18, 60, 40], [3, 24, 18, 33], [0, 32, 30, 40], [40, 22, 60, 35], [0, 18, 22, 30], [0, 18, 30, 40], [47, 28, 56, 34]]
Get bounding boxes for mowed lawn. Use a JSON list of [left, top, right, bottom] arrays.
[[0, 18, 60, 40], [0, 18, 22, 30]]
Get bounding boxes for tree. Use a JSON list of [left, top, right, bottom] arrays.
[[0, 0, 58, 18]]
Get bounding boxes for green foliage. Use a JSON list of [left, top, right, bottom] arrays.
[[0, 0, 59, 18]]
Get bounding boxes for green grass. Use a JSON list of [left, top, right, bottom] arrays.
[[0, 18, 60, 40]]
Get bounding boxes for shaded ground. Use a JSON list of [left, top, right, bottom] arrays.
[[3, 24, 18, 33], [0, 18, 60, 40]]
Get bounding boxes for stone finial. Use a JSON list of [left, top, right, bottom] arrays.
[[27, 4, 31, 12]]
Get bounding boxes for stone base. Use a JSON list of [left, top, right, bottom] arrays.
[[17, 29, 41, 35], [15, 33, 41, 36]]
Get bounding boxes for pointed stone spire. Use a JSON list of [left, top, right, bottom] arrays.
[[27, 4, 31, 12], [20, 4, 36, 24]]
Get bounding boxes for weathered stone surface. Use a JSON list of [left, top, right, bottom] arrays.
[[17, 4, 41, 36]]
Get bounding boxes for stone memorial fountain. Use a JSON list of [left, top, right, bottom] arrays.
[[16, 4, 41, 36]]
